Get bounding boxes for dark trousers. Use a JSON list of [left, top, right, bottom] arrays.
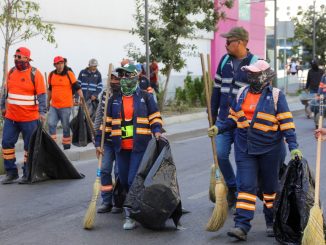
[[234, 143, 284, 233], [116, 150, 145, 191], [2, 118, 38, 176]]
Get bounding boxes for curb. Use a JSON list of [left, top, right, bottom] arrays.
[[5, 103, 306, 162]]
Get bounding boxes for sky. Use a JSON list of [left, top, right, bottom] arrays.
[[265, 0, 325, 26]]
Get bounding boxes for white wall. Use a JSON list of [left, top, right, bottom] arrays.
[[0, 0, 213, 96]]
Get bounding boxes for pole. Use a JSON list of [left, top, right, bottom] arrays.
[[273, 0, 278, 87], [312, 0, 316, 60], [284, 38, 287, 94], [145, 0, 150, 77]]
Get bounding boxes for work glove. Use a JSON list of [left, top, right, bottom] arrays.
[[208, 125, 218, 137], [291, 149, 303, 160]]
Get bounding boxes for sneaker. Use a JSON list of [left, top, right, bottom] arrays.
[[97, 204, 113, 213], [63, 144, 71, 150], [123, 217, 136, 230], [227, 187, 237, 208], [266, 225, 275, 237], [18, 176, 29, 184], [227, 227, 247, 241], [111, 206, 123, 214]]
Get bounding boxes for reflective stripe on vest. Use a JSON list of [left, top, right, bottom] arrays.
[[7, 93, 38, 105]]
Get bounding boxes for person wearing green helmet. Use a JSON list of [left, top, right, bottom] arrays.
[[105, 63, 163, 230]]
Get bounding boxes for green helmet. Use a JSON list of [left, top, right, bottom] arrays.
[[120, 77, 138, 96]]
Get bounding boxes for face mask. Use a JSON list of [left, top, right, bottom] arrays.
[[110, 83, 121, 93], [120, 77, 138, 96], [248, 72, 267, 94], [15, 60, 30, 71]]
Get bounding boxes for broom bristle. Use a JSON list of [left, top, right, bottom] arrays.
[[209, 164, 216, 203], [83, 178, 101, 229], [206, 181, 228, 232], [302, 205, 325, 245]]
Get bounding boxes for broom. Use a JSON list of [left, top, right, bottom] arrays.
[[200, 53, 228, 232], [302, 94, 326, 244], [206, 54, 216, 204], [83, 64, 113, 230]]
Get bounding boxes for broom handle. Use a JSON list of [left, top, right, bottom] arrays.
[[207, 54, 212, 95], [315, 94, 324, 204], [200, 53, 219, 169], [97, 64, 113, 170]]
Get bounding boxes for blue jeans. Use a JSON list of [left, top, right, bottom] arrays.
[[48, 106, 71, 146], [100, 143, 116, 205], [116, 150, 145, 191], [215, 120, 236, 188], [2, 119, 38, 176]]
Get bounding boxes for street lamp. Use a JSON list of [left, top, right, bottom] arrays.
[[145, 0, 150, 77], [312, 0, 316, 60]]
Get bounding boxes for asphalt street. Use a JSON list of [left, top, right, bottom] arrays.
[[0, 113, 325, 245]]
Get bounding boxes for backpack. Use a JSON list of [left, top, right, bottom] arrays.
[[237, 86, 280, 111], [7, 67, 37, 105]]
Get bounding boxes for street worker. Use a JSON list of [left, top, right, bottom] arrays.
[[210, 26, 259, 208], [78, 58, 103, 102], [0, 47, 46, 184], [47, 56, 84, 150], [105, 64, 163, 230], [317, 73, 326, 98], [94, 72, 121, 214], [208, 59, 302, 241], [306, 60, 323, 94], [149, 57, 159, 93]]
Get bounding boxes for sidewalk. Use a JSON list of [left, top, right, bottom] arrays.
[[10, 94, 305, 162]]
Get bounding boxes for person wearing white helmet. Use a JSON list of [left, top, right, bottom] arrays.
[[208, 59, 302, 241]]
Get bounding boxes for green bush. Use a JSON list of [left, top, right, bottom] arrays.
[[174, 75, 206, 108]]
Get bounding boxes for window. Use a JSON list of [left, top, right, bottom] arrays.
[[239, 0, 251, 21]]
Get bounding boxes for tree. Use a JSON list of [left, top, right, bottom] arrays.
[[132, 0, 234, 110], [0, 0, 56, 84], [291, 4, 326, 65]]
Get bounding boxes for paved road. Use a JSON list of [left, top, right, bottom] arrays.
[[0, 114, 325, 245]]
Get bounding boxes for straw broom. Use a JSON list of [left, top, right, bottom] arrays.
[[83, 64, 113, 230], [200, 53, 228, 232], [302, 94, 326, 244]]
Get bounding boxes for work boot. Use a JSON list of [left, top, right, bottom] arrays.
[[227, 227, 247, 241], [97, 204, 112, 213], [111, 206, 123, 214], [63, 144, 71, 150], [123, 208, 136, 230], [18, 175, 29, 184], [227, 187, 237, 208], [1, 174, 19, 184], [266, 225, 275, 237]]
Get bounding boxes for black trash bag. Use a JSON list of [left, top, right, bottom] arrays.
[[273, 158, 325, 244], [26, 123, 84, 183], [86, 98, 99, 122], [70, 107, 92, 147], [124, 137, 182, 230]]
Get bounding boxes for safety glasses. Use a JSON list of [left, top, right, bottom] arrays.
[[14, 55, 22, 60], [226, 39, 239, 46]]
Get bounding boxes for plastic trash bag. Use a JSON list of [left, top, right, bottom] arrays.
[[70, 107, 92, 147], [124, 137, 182, 230], [273, 158, 325, 244], [26, 123, 84, 183]]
